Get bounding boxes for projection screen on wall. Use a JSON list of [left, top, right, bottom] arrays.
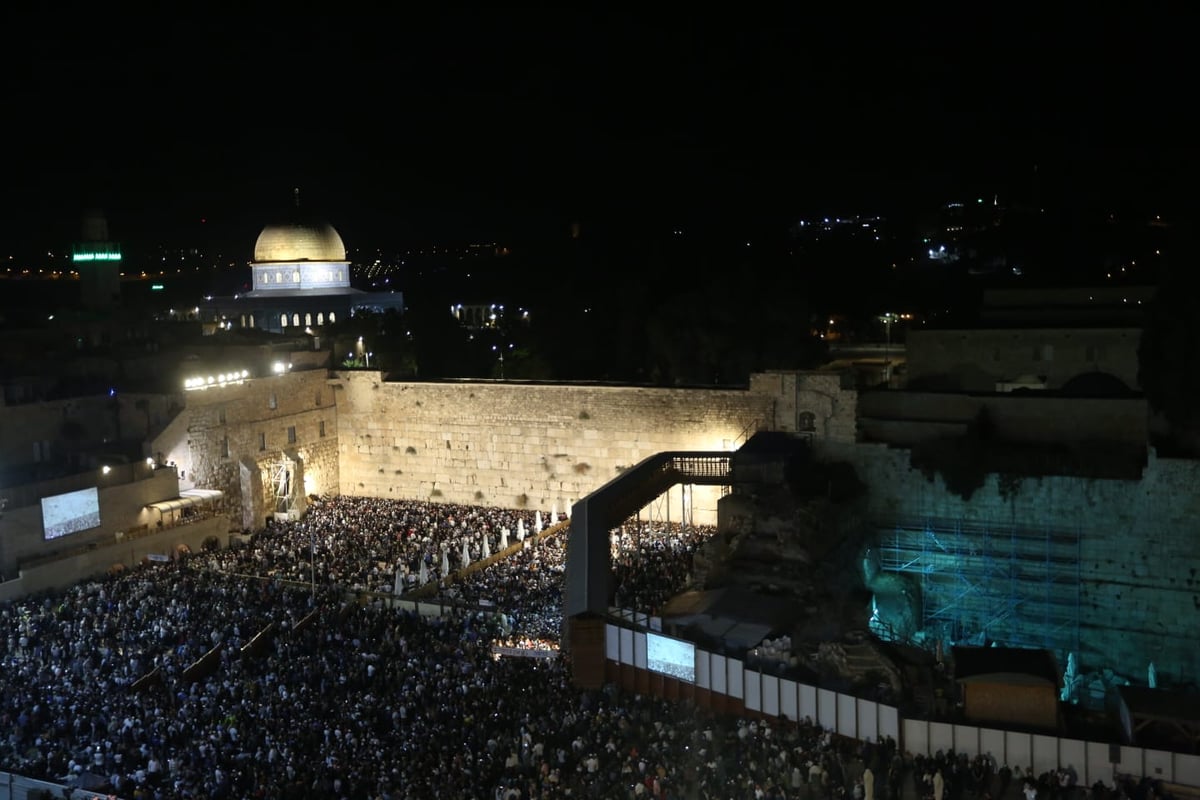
[[41, 487, 101, 540], [646, 631, 696, 683]]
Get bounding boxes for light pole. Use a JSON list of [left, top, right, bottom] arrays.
[[881, 312, 896, 387], [492, 344, 507, 379]]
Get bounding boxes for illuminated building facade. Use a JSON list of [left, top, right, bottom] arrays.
[[202, 191, 404, 333]]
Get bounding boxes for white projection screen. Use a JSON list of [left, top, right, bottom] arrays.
[[646, 631, 695, 683], [41, 487, 101, 540]]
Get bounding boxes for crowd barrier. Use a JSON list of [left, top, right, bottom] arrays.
[[604, 618, 1200, 790]]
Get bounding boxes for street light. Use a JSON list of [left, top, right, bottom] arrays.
[[492, 344, 504, 379], [880, 312, 897, 387]]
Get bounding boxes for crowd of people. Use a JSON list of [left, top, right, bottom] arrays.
[[0, 495, 1176, 800]]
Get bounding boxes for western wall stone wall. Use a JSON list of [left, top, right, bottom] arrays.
[[823, 439, 1200, 690], [333, 373, 777, 525]]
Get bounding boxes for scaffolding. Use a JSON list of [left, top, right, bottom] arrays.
[[270, 458, 298, 517], [636, 484, 695, 530], [876, 516, 1081, 660]]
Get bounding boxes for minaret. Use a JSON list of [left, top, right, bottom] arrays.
[[74, 209, 122, 308]]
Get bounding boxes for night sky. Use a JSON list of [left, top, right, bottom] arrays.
[[1, 7, 1193, 259]]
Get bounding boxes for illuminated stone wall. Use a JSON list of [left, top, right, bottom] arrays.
[[152, 369, 339, 530], [333, 373, 782, 525], [831, 440, 1200, 693]]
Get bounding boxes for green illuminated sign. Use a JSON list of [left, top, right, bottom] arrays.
[[72, 252, 123, 262]]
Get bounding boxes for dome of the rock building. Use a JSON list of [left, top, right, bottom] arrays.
[[253, 220, 347, 263]]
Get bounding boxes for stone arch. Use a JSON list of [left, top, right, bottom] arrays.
[[798, 410, 817, 432]]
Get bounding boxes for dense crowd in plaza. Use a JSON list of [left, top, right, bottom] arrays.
[[0, 495, 1170, 800]]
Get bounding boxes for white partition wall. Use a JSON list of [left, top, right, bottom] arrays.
[[1033, 734, 1060, 776], [633, 632, 647, 669], [1007, 731, 1032, 772], [857, 699, 879, 742], [1144, 749, 1172, 782], [980, 729, 1006, 765], [818, 689, 838, 732], [1060, 740, 1088, 780], [696, 650, 712, 689], [781, 679, 799, 722], [745, 670, 762, 712], [1085, 742, 1113, 789], [728, 659, 744, 699], [597, 618, 1200, 792], [712, 655, 728, 695], [904, 718, 929, 757], [879, 704, 900, 743], [762, 675, 780, 717], [1177, 754, 1200, 788], [838, 693, 857, 738], [1119, 746, 1142, 776], [930, 721, 955, 754], [606, 625, 620, 660], [800, 684, 818, 723], [954, 724, 980, 757]]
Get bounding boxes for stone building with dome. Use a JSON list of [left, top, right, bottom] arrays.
[[203, 191, 405, 333]]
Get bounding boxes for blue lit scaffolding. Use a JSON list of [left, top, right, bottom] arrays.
[[878, 516, 1081, 660]]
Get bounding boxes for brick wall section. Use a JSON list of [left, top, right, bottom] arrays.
[[333, 373, 776, 522], [827, 440, 1200, 687]]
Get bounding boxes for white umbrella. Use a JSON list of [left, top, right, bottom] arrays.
[[499, 527, 509, 550], [535, 511, 543, 532], [551, 501, 558, 523], [461, 538, 471, 567], [418, 559, 429, 585], [481, 532, 491, 560], [394, 568, 404, 595], [517, 519, 526, 541], [441, 549, 450, 579]]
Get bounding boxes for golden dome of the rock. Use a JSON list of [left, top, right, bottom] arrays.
[[253, 220, 347, 263]]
